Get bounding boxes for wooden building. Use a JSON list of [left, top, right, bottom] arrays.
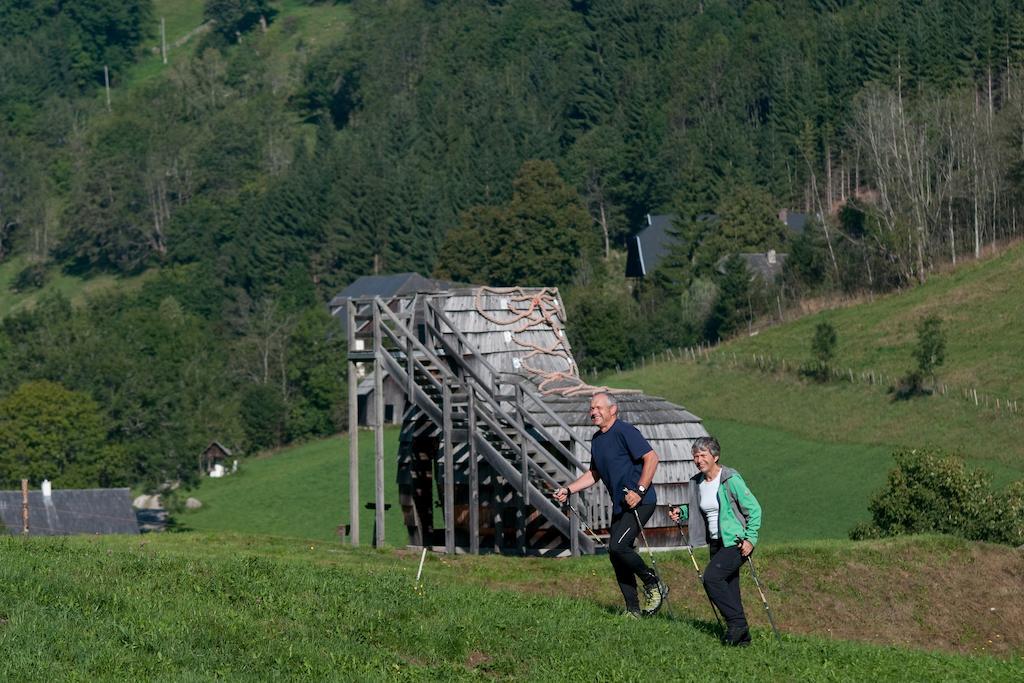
[[346, 285, 708, 555], [200, 441, 233, 476]]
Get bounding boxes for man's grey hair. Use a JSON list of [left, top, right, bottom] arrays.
[[691, 436, 720, 460], [593, 391, 618, 408]]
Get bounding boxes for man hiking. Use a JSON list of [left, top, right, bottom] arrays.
[[554, 392, 668, 617]]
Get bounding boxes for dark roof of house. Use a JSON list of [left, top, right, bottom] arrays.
[[718, 251, 788, 282], [203, 441, 232, 457], [329, 273, 460, 310], [780, 210, 808, 235], [626, 210, 807, 279], [0, 488, 139, 536], [626, 214, 677, 278], [330, 273, 464, 331]]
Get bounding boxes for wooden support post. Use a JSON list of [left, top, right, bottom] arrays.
[[348, 359, 359, 546], [468, 388, 480, 555], [493, 484, 503, 554], [348, 300, 359, 547], [407, 320, 415, 402], [21, 479, 29, 535], [104, 66, 111, 110], [442, 380, 455, 554], [515, 384, 527, 556], [373, 301, 385, 548]]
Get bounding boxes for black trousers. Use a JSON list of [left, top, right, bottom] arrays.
[[703, 539, 748, 632], [607, 503, 657, 611]]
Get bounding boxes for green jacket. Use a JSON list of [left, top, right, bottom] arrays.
[[681, 466, 762, 548]]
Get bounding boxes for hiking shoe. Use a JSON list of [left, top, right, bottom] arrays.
[[622, 609, 641, 620], [724, 625, 751, 646], [641, 579, 669, 616]]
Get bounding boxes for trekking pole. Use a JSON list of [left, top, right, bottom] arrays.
[[622, 489, 663, 573], [625, 489, 670, 616], [547, 484, 606, 548], [671, 512, 724, 631], [629, 503, 660, 578], [747, 555, 783, 644]]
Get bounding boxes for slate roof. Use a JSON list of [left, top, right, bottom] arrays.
[[625, 213, 677, 277], [0, 488, 139, 536], [330, 273, 460, 313], [718, 250, 788, 283], [626, 209, 813, 280], [779, 209, 808, 235], [330, 272, 464, 332]]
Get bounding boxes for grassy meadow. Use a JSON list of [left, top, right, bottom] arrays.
[[0, 256, 154, 319], [182, 421, 887, 545], [126, 0, 354, 86], [719, 241, 1024, 401], [1, 533, 1021, 680], [182, 428, 406, 547]]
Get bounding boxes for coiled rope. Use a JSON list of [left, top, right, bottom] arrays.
[[473, 286, 637, 398]]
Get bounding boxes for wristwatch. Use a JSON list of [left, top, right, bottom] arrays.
[[637, 485, 647, 494]]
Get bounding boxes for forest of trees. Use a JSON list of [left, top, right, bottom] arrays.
[[4, 0, 1024, 488]]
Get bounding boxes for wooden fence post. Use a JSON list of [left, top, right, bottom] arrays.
[[21, 479, 29, 535]]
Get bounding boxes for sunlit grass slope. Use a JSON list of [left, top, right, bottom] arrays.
[[0, 256, 154, 319], [1, 534, 1020, 680], [182, 427, 406, 546], [727, 241, 1024, 399]]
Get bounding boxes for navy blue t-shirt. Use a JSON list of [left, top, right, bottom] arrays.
[[591, 419, 656, 515]]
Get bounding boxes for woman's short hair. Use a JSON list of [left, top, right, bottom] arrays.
[[691, 436, 721, 460]]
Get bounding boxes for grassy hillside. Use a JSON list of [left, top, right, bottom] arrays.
[[181, 427, 406, 546], [128, 0, 353, 85], [1, 534, 1020, 679], [729, 241, 1024, 401], [0, 256, 155, 318], [184, 421, 888, 544], [600, 243, 1024, 488]]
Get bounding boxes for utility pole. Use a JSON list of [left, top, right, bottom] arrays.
[[161, 17, 168, 64], [21, 479, 29, 535]]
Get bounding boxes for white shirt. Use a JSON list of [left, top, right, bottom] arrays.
[[699, 471, 722, 540]]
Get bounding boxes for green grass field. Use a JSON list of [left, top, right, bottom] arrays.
[[182, 427, 406, 546], [182, 419, 888, 546], [607, 358, 1024, 486], [126, 0, 353, 87], [700, 418, 890, 541], [0, 256, 154, 319], [724, 241, 1024, 399], [2, 533, 1021, 680]]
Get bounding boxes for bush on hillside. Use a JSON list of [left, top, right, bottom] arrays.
[[849, 448, 1024, 545], [11, 262, 48, 292], [800, 320, 837, 382], [892, 315, 946, 399]]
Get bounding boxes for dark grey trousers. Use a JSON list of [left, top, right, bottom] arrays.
[[703, 538, 749, 633], [607, 503, 657, 611]]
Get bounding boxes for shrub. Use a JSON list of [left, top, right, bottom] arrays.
[[11, 263, 48, 292], [800, 320, 837, 382], [892, 315, 945, 398], [849, 448, 1022, 544]]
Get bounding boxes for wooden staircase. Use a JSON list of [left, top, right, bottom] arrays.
[[347, 293, 600, 556]]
